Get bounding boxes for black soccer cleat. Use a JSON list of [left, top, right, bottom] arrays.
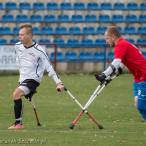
[[70, 123, 74, 129]]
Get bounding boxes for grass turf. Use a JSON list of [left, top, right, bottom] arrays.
[[0, 74, 145, 146]]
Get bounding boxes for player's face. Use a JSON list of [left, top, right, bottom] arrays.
[[105, 31, 116, 47]]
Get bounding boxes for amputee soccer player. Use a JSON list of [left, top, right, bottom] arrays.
[[95, 26, 146, 120], [8, 24, 64, 129]]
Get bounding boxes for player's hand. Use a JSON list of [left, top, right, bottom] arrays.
[[94, 73, 106, 83], [56, 83, 64, 92]]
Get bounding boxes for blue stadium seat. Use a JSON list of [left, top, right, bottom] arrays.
[[93, 52, 105, 60], [125, 14, 138, 22], [1, 14, 15, 22], [19, 2, 31, 10], [0, 2, 4, 9], [113, 3, 126, 10], [64, 52, 78, 62], [85, 14, 98, 22], [0, 39, 7, 45], [43, 14, 56, 22], [49, 52, 65, 62], [16, 14, 28, 22], [73, 2, 86, 10], [124, 26, 137, 34], [125, 38, 135, 44], [71, 14, 84, 22], [97, 26, 108, 34], [5, 2, 18, 10], [69, 26, 82, 35], [99, 14, 111, 22], [60, 2, 72, 10], [10, 38, 19, 44], [83, 26, 95, 35], [107, 51, 114, 60], [32, 27, 40, 35], [112, 14, 124, 22], [137, 39, 146, 44], [142, 52, 146, 58], [87, 2, 99, 10], [46, 2, 59, 10], [137, 26, 146, 34], [67, 39, 82, 48], [12, 27, 20, 35], [41, 26, 54, 35], [95, 39, 106, 46], [38, 39, 51, 44], [30, 14, 42, 22], [57, 14, 70, 22], [32, 2, 45, 10], [81, 39, 96, 47], [79, 51, 93, 61], [127, 2, 139, 10], [139, 15, 146, 22], [55, 27, 68, 35], [100, 2, 112, 10], [53, 39, 67, 47], [0, 27, 11, 35], [140, 2, 146, 10]]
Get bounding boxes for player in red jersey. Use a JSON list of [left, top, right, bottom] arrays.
[[95, 26, 146, 120]]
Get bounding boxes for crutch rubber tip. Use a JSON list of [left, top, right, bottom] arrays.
[[37, 123, 41, 126], [70, 123, 74, 129], [98, 125, 103, 129]]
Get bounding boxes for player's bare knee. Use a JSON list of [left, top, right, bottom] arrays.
[[13, 88, 24, 100]]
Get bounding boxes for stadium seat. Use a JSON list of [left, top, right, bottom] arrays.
[[137, 26, 146, 34], [49, 52, 65, 62], [98, 14, 111, 22], [139, 14, 146, 22], [0, 39, 7, 45], [83, 26, 96, 35], [57, 14, 70, 22], [0, 2, 4, 9], [73, 2, 86, 10], [112, 14, 124, 22], [142, 52, 146, 58], [100, 2, 112, 10], [125, 14, 138, 22], [140, 2, 146, 10], [30, 14, 42, 22], [81, 39, 96, 47], [38, 39, 51, 44], [127, 2, 139, 10], [19, 2, 31, 10], [53, 39, 67, 47], [137, 39, 146, 44], [87, 2, 99, 10], [93, 52, 105, 60], [5, 2, 18, 10], [85, 14, 98, 22], [113, 2, 126, 10], [71, 14, 84, 22], [60, 2, 72, 10], [79, 51, 93, 61], [12, 27, 20, 35], [43, 14, 56, 22], [67, 39, 82, 48], [124, 26, 137, 34], [41, 26, 54, 35], [64, 52, 78, 62], [46, 2, 59, 10], [10, 38, 19, 44], [1, 14, 15, 22], [0, 27, 11, 35], [32, 2, 45, 10], [97, 26, 108, 34], [69, 26, 82, 35], [55, 27, 68, 35], [107, 51, 114, 60], [16, 14, 28, 22], [95, 39, 106, 46], [125, 38, 135, 44], [32, 27, 40, 35]]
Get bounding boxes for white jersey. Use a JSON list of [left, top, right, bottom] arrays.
[[15, 42, 61, 84]]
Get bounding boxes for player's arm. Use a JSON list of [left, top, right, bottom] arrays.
[[15, 45, 20, 67]]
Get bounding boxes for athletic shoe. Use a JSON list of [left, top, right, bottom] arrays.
[[8, 123, 24, 129]]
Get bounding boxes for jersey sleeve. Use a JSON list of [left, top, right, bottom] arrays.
[[15, 44, 20, 67]]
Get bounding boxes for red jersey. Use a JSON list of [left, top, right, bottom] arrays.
[[114, 38, 146, 82]]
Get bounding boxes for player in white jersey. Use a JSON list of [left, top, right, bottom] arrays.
[[8, 24, 64, 129]]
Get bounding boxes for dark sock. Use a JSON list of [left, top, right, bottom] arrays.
[[14, 99, 23, 124]]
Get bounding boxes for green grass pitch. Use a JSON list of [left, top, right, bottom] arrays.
[[0, 73, 145, 146]]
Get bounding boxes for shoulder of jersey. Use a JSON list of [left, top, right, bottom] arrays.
[[15, 42, 22, 45]]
